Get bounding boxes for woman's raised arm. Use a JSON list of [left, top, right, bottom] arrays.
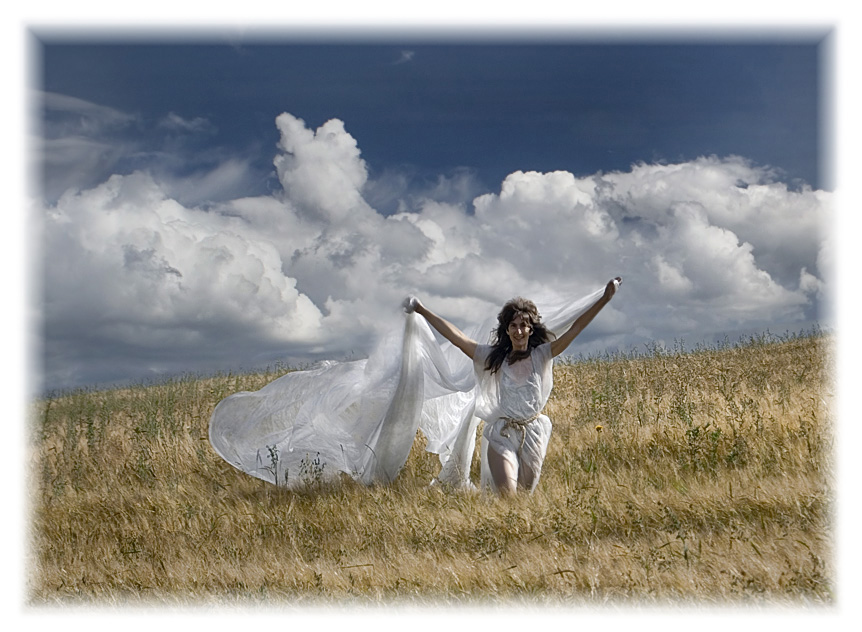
[[550, 277, 620, 358], [404, 296, 478, 360]]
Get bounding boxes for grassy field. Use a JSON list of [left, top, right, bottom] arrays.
[[28, 331, 834, 607]]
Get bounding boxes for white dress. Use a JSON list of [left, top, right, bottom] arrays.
[[473, 343, 554, 492], [209, 283, 613, 491]]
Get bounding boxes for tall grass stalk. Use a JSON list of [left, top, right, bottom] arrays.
[[29, 334, 833, 605]]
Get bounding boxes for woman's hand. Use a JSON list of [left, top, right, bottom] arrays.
[[403, 295, 422, 314], [603, 277, 622, 302]]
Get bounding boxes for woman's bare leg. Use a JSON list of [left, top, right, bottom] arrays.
[[487, 445, 518, 494], [517, 459, 538, 491]]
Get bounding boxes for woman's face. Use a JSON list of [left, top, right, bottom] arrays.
[[507, 313, 532, 352]]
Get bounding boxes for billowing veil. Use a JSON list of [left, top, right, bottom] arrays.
[[209, 284, 610, 489]]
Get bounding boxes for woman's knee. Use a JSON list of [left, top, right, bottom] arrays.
[[517, 461, 538, 490], [516, 449, 545, 491], [487, 445, 518, 494]]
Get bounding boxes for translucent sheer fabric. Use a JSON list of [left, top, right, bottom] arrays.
[[209, 283, 611, 489]]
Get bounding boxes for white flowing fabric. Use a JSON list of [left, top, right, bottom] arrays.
[[209, 283, 612, 489]]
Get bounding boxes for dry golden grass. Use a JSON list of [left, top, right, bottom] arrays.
[[28, 332, 834, 607]]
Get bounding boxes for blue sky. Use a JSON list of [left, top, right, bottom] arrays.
[[32, 30, 834, 392], [40, 39, 825, 203]]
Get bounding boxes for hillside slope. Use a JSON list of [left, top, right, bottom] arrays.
[[30, 333, 833, 605]]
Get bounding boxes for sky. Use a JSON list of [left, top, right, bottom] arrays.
[[29, 28, 835, 393]]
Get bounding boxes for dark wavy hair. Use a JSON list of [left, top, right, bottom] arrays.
[[485, 297, 555, 374]]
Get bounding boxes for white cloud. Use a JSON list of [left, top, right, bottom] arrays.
[[37, 91, 266, 206], [652, 254, 693, 294], [42, 171, 325, 386], [37, 92, 141, 201], [273, 113, 373, 224], [40, 91, 137, 133], [38, 134, 136, 200], [392, 50, 415, 65], [157, 112, 217, 135], [156, 158, 261, 206], [39, 111, 832, 390], [600, 156, 829, 288]]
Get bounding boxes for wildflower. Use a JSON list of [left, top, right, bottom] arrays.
[[595, 424, 603, 432]]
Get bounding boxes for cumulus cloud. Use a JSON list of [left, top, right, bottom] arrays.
[[39, 109, 832, 391], [273, 113, 374, 223]]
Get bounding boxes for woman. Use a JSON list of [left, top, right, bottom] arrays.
[[407, 277, 619, 494], [210, 279, 620, 493]]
